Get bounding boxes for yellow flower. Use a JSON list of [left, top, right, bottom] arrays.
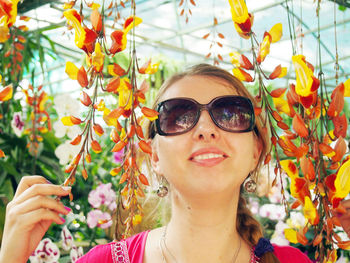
[[0, 16, 9, 43], [145, 62, 159, 74], [65, 61, 79, 80], [269, 23, 283, 43], [292, 55, 314, 97], [132, 214, 142, 226], [228, 0, 249, 24], [334, 158, 350, 199], [344, 78, 350, 97], [63, 9, 86, 49], [273, 96, 290, 115], [119, 87, 132, 110], [303, 196, 318, 225], [92, 42, 104, 72], [284, 228, 298, 243], [280, 160, 298, 179]]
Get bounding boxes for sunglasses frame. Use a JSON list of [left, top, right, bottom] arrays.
[[155, 95, 256, 136]]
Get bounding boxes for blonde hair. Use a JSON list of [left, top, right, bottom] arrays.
[[143, 64, 279, 263]]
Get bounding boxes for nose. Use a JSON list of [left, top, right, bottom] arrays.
[[192, 109, 220, 141]]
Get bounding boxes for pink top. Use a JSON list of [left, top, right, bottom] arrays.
[[76, 231, 312, 263]]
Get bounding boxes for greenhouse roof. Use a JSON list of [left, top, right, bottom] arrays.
[[18, 0, 350, 92]]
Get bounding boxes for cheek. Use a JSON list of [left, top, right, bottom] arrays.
[[156, 137, 188, 174]]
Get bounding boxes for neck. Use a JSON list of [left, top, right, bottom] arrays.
[[163, 190, 248, 263]]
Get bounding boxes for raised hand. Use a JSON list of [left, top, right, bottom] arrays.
[[0, 176, 71, 263]]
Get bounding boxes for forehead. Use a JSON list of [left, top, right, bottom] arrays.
[[160, 75, 239, 104]]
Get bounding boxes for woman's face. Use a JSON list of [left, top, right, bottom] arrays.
[[151, 75, 261, 198]]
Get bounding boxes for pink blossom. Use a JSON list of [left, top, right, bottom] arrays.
[[29, 238, 60, 263], [88, 183, 117, 211], [87, 209, 112, 229], [259, 204, 286, 221], [113, 148, 124, 163]]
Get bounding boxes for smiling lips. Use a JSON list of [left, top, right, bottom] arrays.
[[189, 148, 228, 167]]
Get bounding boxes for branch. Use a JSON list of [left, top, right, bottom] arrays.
[[328, 0, 350, 8]]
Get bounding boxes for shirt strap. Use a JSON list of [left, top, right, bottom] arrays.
[[111, 240, 131, 263]]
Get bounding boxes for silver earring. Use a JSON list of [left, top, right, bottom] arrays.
[[157, 177, 168, 197], [244, 173, 257, 193]]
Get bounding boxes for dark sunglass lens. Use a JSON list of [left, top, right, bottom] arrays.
[[158, 99, 198, 134], [211, 97, 253, 131]]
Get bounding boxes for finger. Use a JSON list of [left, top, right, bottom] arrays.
[[21, 208, 66, 228], [10, 195, 71, 217], [14, 175, 51, 199], [13, 184, 71, 205]]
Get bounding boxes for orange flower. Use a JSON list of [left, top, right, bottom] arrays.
[[139, 59, 159, 74], [269, 65, 287, 80], [63, 9, 97, 52], [0, 0, 19, 27], [229, 51, 253, 70], [108, 63, 126, 76], [0, 149, 5, 158], [232, 68, 253, 82], [327, 83, 344, 118], [292, 113, 308, 138], [141, 107, 159, 121], [0, 84, 13, 101], [110, 16, 142, 54]]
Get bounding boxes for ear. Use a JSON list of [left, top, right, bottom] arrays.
[[252, 136, 263, 171], [149, 138, 162, 175]]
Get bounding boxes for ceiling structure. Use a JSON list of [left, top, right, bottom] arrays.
[[17, 0, 350, 93]]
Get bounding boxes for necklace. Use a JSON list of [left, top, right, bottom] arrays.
[[159, 226, 242, 263]]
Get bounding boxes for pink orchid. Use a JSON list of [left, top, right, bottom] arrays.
[[86, 209, 112, 229], [88, 183, 117, 211]]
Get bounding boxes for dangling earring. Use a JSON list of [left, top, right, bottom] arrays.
[[157, 176, 168, 197], [244, 172, 257, 193]]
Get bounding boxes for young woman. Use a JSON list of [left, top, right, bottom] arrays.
[[1, 64, 350, 263]]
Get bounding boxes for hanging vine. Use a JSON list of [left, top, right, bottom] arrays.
[[229, 0, 350, 261]]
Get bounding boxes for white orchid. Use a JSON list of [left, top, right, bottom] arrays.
[[29, 238, 60, 263], [53, 94, 80, 117], [53, 119, 81, 139], [55, 140, 81, 165]]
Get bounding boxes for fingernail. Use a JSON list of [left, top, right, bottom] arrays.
[[46, 179, 53, 184], [62, 186, 71, 192], [336, 212, 344, 218], [64, 206, 71, 212], [60, 217, 66, 223]]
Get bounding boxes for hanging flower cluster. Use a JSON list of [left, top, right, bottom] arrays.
[[0, 0, 29, 79], [178, 0, 196, 24], [228, 0, 350, 261], [22, 84, 52, 157], [0, 74, 13, 158], [61, 0, 158, 237], [202, 17, 225, 65]]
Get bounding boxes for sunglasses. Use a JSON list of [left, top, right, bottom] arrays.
[[154, 95, 256, 136]]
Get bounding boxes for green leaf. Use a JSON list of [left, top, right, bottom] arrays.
[[338, 5, 346, 11], [0, 179, 14, 202], [1, 161, 21, 182]]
